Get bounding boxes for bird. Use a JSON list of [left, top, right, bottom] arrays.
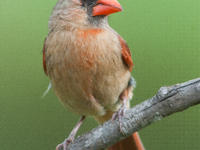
[[42, 0, 145, 149]]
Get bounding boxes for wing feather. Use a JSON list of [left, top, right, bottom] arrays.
[[117, 35, 134, 72], [42, 37, 48, 76]]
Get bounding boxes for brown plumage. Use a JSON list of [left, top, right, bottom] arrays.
[[42, 0, 144, 149]]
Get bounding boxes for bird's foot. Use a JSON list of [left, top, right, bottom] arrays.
[[55, 116, 85, 150], [112, 100, 129, 134], [56, 136, 74, 150]]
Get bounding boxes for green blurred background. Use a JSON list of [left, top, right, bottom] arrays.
[[1, 0, 200, 149]]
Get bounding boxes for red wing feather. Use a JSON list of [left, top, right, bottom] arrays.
[[42, 37, 48, 76], [117, 35, 134, 72]]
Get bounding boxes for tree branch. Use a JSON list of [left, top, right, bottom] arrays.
[[59, 77, 200, 150]]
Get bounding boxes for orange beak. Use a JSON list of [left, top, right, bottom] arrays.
[[93, 0, 123, 16]]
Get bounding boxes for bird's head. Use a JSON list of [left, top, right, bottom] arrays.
[[48, 0, 123, 30]]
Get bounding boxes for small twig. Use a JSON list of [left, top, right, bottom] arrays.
[[58, 77, 200, 150]]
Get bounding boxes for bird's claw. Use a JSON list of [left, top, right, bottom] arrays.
[[56, 138, 73, 150], [55, 116, 85, 150], [112, 104, 129, 135]]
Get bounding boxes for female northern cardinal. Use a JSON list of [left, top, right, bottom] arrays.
[[42, 0, 145, 149]]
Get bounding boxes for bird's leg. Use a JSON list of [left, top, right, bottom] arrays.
[[56, 116, 86, 150], [112, 77, 136, 134], [112, 89, 132, 134], [112, 96, 129, 135]]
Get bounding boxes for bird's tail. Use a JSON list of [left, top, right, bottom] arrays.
[[108, 132, 145, 150]]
